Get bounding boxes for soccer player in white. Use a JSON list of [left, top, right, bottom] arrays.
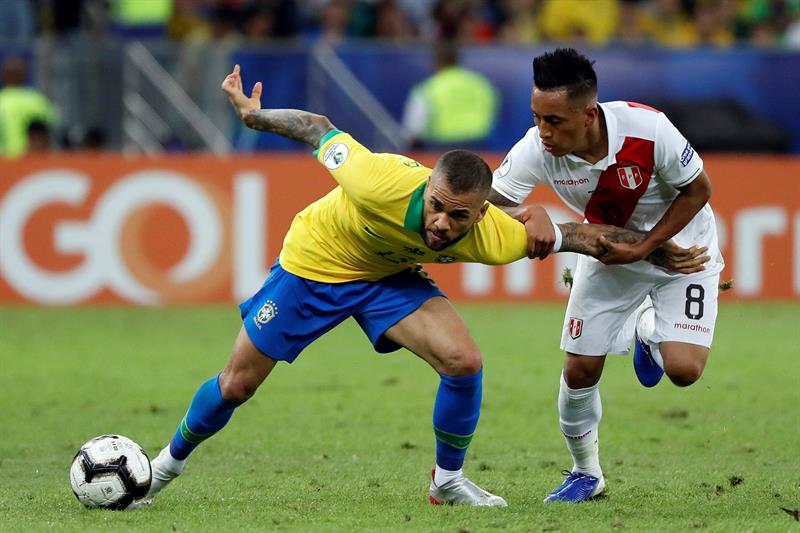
[[488, 49, 724, 503]]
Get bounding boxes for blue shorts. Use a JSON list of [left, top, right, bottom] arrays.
[[239, 261, 445, 363]]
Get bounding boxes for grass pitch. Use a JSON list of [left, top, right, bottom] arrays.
[[1, 303, 798, 532]]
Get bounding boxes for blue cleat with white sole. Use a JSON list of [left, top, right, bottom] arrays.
[[633, 332, 664, 387], [632, 298, 664, 387], [543, 470, 605, 503]]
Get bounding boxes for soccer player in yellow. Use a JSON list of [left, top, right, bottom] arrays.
[[135, 65, 708, 509]]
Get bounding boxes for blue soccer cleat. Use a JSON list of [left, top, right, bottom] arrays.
[[543, 470, 605, 503], [632, 299, 664, 387]]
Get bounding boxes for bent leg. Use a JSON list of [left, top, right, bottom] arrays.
[[660, 342, 708, 387], [170, 326, 277, 460], [384, 297, 483, 471], [383, 297, 504, 506]]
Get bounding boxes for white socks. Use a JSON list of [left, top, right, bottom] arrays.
[[558, 373, 603, 479], [637, 305, 664, 369], [434, 465, 463, 486]]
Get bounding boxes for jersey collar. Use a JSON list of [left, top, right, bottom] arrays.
[[403, 181, 426, 234]]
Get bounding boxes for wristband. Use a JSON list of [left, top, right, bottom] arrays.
[[552, 222, 563, 253]]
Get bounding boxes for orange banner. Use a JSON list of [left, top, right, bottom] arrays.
[[0, 154, 797, 305]]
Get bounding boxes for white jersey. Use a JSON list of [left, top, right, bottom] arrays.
[[493, 101, 723, 271]]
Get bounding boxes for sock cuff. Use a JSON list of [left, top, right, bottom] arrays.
[[438, 367, 482, 388], [214, 374, 244, 408], [560, 372, 599, 397]]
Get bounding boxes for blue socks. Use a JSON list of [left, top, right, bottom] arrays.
[[169, 375, 242, 460], [433, 368, 482, 471]]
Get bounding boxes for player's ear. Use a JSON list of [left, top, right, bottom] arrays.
[[585, 104, 598, 127], [475, 202, 490, 223]]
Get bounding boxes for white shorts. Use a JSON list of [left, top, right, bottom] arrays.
[[560, 256, 720, 356]]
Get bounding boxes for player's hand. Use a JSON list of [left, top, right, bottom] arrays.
[[521, 205, 555, 260], [221, 64, 262, 121], [596, 235, 652, 264], [647, 242, 710, 274]]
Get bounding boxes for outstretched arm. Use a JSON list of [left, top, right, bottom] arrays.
[[558, 222, 709, 274], [488, 189, 556, 260], [221, 64, 334, 149]]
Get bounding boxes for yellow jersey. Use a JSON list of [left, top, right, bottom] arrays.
[[278, 130, 528, 283]]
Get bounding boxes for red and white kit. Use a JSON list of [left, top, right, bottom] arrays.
[[493, 101, 724, 355]]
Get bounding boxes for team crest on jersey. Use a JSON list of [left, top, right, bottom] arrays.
[[436, 255, 456, 263], [617, 166, 643, 190], [399, 156, 421, 168], [568, 317, 583, 339], [323, 143, 349, 169], [254, 300, 278, 329]]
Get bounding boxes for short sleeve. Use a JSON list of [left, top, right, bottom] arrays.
[[654, 112, 703, 188], [491, 128, 545, 204], [314, 130, 395, 205], [470, 206, 529, 264]]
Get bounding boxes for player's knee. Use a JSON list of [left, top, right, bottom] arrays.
[[441, 345, 483, 376], [666, 359, 705, 387], [218, 370, 260, 403], [563, 357, 603, 389], [663, 345, 708, 387]]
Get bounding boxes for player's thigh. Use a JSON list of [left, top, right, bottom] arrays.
[[561, 256, 653, 356], [219, 326, 279, 402], [651, 270, 719, 349], [383, 296, 481, 376], [651, 272, 718, 383]]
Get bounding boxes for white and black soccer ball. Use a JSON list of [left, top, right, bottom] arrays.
[[69, 434, 152, 510]]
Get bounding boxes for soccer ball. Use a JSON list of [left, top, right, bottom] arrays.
[[69, 434, 152, 510]]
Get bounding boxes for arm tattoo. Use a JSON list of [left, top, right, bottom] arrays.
[[558, 222, 645, 257], [244, 109, 334, 148], [487, 188, 520, 208]]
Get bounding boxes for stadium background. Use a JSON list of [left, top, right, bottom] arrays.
[[1, 1, 799, 531], [0, 0, 799, 304]]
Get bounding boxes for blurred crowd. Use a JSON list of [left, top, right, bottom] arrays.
[[1, 0, 798, 48]]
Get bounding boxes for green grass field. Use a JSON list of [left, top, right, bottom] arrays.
[[1, 303, 798, 532]]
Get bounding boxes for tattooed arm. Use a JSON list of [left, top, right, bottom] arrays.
[[221, 64, 334, 149], [243, 109, 334, 148], [558, 222, 710, 274]]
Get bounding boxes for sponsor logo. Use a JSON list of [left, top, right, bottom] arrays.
[[568, 317, 583, 339], [673, 322, 711, 334], [254, 300, 278, 329], [617, 166, 643, 190], [680, 141, 695, 167], [494, 156, 512, 178], [564, 429, 592, 440], [436, 255, 456, 263], [323, 143, 349, 169], [553, 178, 590, 186]]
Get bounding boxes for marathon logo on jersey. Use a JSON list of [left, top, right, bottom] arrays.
[[568, 317, 583, 339], [254, 300, 279, 330], [617, 166, 643, 190], [674, 322, 711, 334], [436, 255, 456, 263], [680, 141, 695, 167], [553, 178, 590, 186], [323, 143, 349, 169]]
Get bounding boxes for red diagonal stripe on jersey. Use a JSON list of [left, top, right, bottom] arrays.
[[584, 137, 655, 226], [627, 101, 661, 113]]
